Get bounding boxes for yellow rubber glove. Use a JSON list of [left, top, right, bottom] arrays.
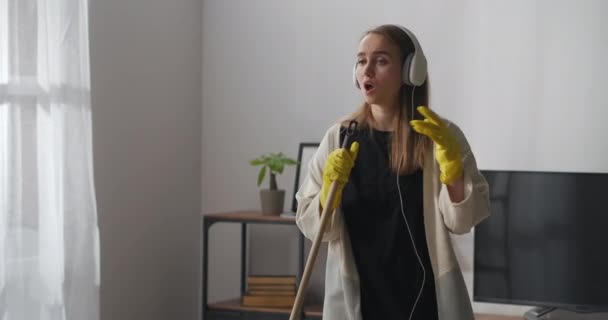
[[410, 106, 463, 185], [320, 142, 360, 211]]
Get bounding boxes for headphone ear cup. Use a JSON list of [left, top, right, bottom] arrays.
[[396, 25, 427, 86], [402, 53, 414, 86], [410, 53, 427, 86], [353, 63, 360, 88]]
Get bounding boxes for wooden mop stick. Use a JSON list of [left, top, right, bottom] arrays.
[[289, 120, 358, 320], [289, 182, 339, 320]]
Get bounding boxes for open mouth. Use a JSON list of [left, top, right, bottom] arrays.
[[363, 82, 376, 93]]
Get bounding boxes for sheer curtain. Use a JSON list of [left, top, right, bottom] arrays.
[[0, 0, 99, 319]]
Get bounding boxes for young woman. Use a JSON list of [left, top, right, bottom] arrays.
[[295, 24, 490, 320]]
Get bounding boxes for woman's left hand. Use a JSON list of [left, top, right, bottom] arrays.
[[410, 106, 463, 185]]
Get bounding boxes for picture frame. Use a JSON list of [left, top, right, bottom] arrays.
[[291, 142, 320, 213]]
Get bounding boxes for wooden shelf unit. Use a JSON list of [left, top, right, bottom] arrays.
[[202, 211, 318, 319]]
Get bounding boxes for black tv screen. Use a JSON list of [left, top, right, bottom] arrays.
[[474, 170, 608, 312]]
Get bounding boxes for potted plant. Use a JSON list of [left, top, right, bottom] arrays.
[[249, 152, 298, 215]]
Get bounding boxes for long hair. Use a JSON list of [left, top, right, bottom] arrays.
[[343, 24, 432, 175]]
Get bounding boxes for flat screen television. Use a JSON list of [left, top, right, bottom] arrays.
[[474, 170, 608, 316]]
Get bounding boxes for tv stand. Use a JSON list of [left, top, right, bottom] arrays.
[[524, 307, 556, 320]]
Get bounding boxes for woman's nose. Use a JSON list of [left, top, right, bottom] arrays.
[[363, 63, 374, 77]]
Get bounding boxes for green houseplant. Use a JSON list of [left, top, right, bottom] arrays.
[[249, 152, 298, 215]]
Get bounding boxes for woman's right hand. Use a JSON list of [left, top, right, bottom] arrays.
[[320, 142, 360, 211]]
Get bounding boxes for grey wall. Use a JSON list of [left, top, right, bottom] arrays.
[[89, 0, 202, 319]]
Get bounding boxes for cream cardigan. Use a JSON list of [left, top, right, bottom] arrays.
[[295, 120, 490, 320]]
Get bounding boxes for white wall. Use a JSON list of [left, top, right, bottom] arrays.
[[89, 0, 202, 319], [460, 0, 608, 173], [201, 0, 608, 317]]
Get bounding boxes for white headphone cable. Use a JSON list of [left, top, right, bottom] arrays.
[[410, 85, 416, 122], [396, 85, 426, 320]]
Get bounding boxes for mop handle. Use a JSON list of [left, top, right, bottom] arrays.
[[289, 120, 358, 320]]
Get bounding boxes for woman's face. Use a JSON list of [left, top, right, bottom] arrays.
[[355, 33, 403, 107]]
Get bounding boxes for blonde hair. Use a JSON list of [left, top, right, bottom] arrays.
[[343, 24, 432, 175]]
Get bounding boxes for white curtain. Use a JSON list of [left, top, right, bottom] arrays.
[[0, 0, 100, 319]]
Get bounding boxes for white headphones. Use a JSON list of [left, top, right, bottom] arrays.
[[353, 25, 428, 88]]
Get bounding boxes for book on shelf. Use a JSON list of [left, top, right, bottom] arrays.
[[247, 290, 295, 296], [242, 274, 297, 308], [248, 284, 295, 292], [241, 294, 295, 308], [247, 275, 297, 286]]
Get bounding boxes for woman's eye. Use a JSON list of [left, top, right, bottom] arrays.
[[377, 59, 388, 65], [356, 60, 366, 65]]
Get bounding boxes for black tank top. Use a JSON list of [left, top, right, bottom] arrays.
[[340, 127, 438, 320]]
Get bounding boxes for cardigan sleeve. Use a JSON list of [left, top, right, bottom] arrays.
[[295, 124, 344, 242], [437, 122, 490, 235]]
